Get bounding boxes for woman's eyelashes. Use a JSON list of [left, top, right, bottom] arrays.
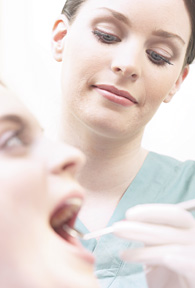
[[146, 49, 173, 66], [93, 29, 174, 67], [93, 29, 121, 44]]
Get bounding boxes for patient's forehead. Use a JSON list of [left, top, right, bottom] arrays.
[[0, 84, 41, 129], [0, 84, 27, 114]]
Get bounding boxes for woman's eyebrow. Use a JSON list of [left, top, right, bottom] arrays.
[[96, 8, 186, 46], [152, 29, 186, 45], [96, 7, 131, 26]]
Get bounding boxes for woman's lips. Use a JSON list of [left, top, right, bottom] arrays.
[[93, 84, 137, 107]]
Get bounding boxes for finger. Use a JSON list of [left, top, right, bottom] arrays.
[[120, 245, 176, 264], [120, 245, 195, 278], [113, 221, 195, 245], [126, 204, 195, 228], [177, 199, 195, 211], [146, 266, 190, 288]]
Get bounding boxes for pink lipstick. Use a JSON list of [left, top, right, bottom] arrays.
[[93, 84, 137, 107]]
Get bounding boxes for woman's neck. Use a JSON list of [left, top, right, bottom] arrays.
[[59, 114, 148, 231], [59, 114, 147, 194]]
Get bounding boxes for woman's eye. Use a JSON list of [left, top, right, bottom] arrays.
[[93, 30, 121, 44], [146, 50, 173, 66]]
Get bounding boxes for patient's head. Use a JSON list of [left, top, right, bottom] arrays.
[[0, 83, 99, 288]]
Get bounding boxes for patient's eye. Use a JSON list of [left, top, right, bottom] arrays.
[[0, 128, 31, 154], [3, 130, 23, 147]]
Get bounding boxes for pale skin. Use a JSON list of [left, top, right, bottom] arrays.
[[52, 0, 194, 286], [0, 84, 99, 288]]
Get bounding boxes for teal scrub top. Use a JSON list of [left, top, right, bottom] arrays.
[[76, 152, 195, 288]]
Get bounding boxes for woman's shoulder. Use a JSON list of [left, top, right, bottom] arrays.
[[148, 151, 195, 171], [147, 151, 195, 201]]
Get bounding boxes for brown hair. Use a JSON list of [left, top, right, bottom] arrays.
[[62, 0, 86, 23], [183, 0, 195, 64], [61, 0, 195, 65]]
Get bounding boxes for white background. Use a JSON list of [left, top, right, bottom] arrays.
[[0, 0, 195, 161]]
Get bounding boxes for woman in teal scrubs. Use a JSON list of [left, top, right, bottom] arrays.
[[51, 0, 195, 287]]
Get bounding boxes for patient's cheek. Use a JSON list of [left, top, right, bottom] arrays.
[[0, 160, 47, 214]]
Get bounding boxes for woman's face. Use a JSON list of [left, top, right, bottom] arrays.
[[53, 0, 191, 141], [0, 84, 99, 288]]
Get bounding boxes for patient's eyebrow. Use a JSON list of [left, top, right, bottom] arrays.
[[0, 114, 44, 132], [0, 114, 26, 126]]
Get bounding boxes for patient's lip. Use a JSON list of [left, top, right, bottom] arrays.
[[51, 196, 95, 264]]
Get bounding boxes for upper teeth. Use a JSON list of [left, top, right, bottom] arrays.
[[51, 198, 82, 229], [65, 198, 83, 207]]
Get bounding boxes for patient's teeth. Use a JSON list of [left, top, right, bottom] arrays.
[[66, 198, 83, 208], [51, 198, 82, 229], [63, 224, 83, 239]]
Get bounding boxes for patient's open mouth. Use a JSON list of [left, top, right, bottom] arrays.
[[50, 198, 82, 244], [50, 197, 95, 264]]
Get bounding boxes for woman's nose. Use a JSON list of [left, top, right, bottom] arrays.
[[45, 139, 86, 176], [111, 42, 142, 81]]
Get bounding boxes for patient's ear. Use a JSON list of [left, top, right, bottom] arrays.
[[51, 14, 69, 62], [163, 65, 189, 103]]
